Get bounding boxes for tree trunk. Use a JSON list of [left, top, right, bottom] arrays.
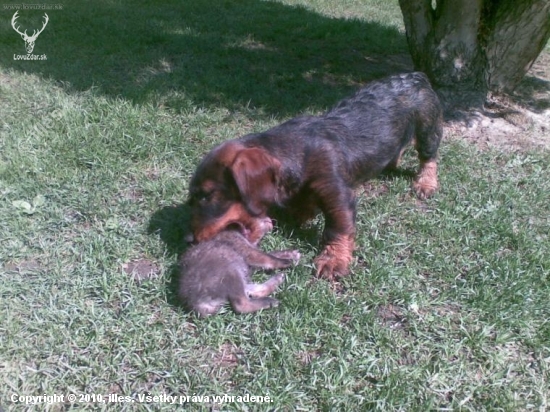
[[398, 0, 550, 98], [485, 0, 550, 92]]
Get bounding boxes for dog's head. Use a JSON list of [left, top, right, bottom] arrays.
[[187, 140, 281, 243]]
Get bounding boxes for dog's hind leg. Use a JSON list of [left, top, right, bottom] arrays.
[[413, 158, 439, 199], [413, 106, 443, 199]]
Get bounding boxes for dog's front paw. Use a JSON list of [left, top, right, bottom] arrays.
[[314, 245, 352, 280], [413, 159, 438, 200], [314, 254, 349, 280]]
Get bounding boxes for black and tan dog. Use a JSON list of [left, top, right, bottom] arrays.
[[187, 72, 442, 280], [179, 217, 300, 317]]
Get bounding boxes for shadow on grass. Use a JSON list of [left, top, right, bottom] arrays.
[[1, 0, 410, 116], [147, 203, 193, 307], [513, 75, 550, 113], [164, 262, 185, 309], [380, 167, 417, 180], [148, 203, 193, 257]]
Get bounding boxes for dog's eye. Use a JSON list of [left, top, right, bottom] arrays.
[[198, 191, 213, 204]]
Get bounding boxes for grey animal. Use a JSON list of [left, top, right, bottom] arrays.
[[178, 218, 300, 317]]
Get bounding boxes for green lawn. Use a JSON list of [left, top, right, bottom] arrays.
[[1, 1, 549, 411]]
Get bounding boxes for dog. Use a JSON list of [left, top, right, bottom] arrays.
[[187, 72, 442, 280], [178, 217, 300, 317]]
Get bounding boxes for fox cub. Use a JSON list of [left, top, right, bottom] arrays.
[[178, 218, 300, 317]]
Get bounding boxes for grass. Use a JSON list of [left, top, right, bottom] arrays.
[[1, 0, 549, 411]]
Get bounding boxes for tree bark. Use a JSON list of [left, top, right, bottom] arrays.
[[484, 0, 550, 92], [398, 0, 550, 97]]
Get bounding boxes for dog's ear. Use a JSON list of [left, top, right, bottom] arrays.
[[230, 148, 281, 216]]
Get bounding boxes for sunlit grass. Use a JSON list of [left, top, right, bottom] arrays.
[[1, 1, 549, 411]]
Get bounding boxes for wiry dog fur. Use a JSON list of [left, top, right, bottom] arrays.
[[188, 72, 442, 279], [178, 218, 300, 317]]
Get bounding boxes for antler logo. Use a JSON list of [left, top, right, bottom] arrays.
[[11, 11, 49, 54]]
